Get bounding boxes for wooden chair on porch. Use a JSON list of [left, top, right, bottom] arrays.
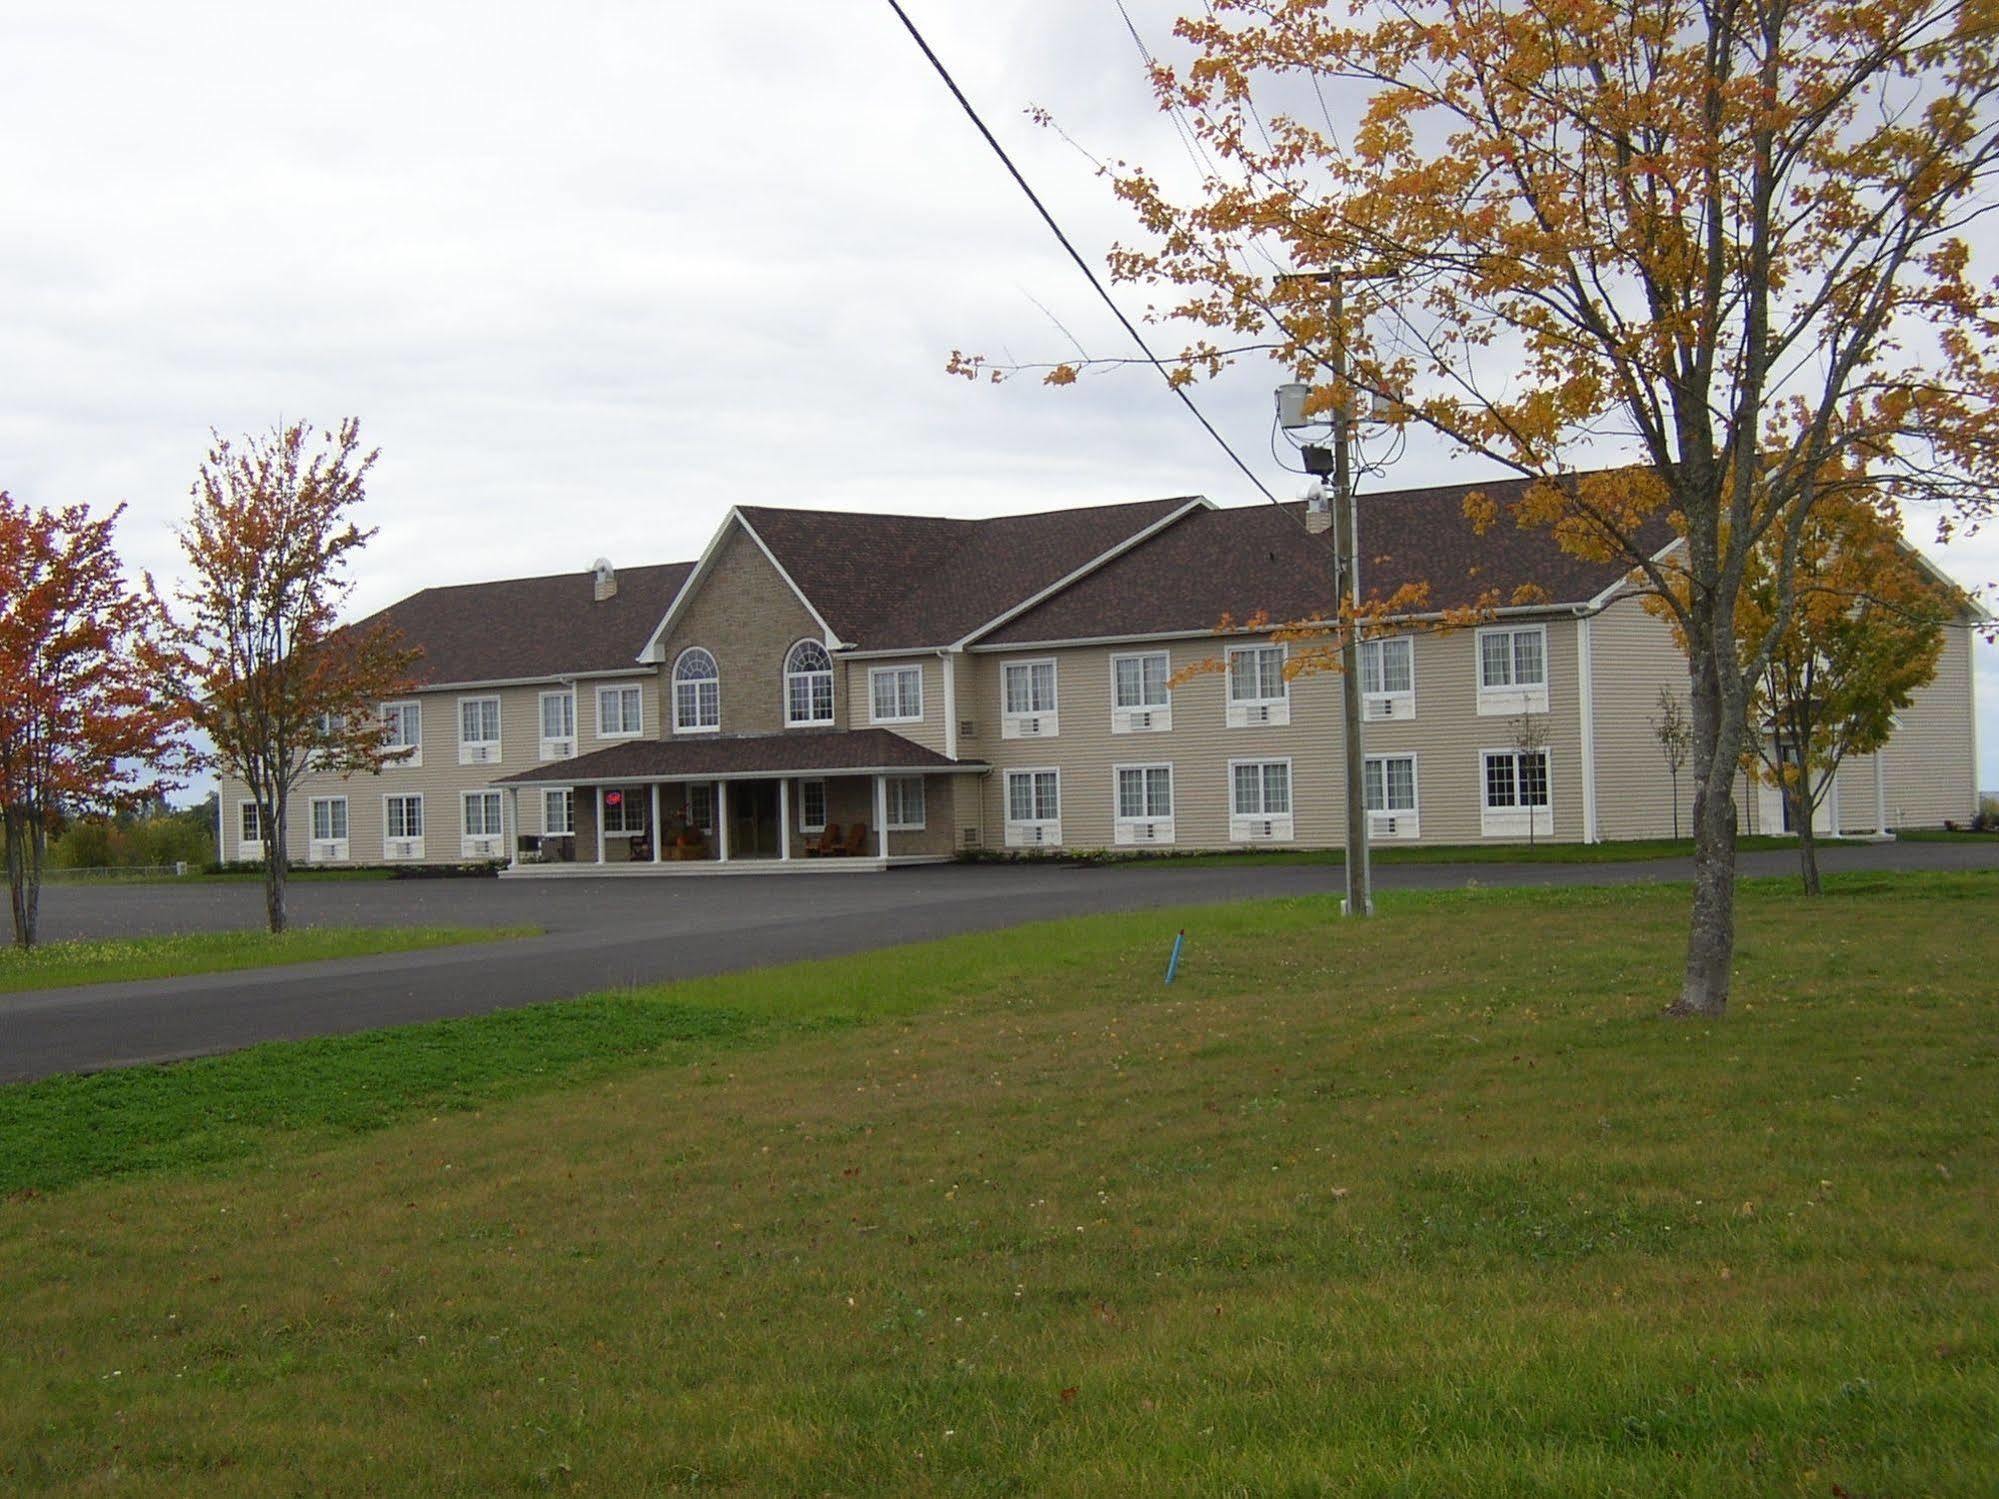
[[839, 821, 869, 857], [804, 823, 841, 858]]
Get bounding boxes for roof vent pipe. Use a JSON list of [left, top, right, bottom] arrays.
[[592, 558, 617, 602]]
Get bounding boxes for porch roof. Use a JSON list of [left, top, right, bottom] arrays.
[[496, 728, 986, 786]]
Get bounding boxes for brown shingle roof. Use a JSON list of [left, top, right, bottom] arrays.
[[357, 561, 693, 687], [497, 728, 981, 784], [981, 475, 1672, 645], [736, 496, 1198, 650]]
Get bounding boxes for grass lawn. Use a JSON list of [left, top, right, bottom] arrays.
[[1086, 832, 1811, 867], [0, 925, 538, 996], [1, 872, 1994, 1494]]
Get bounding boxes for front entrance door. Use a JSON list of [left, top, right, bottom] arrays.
[[1756, 738, 1835, 834], [731, 781, 781, 858]]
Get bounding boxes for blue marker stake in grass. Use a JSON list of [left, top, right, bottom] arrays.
[[1164, 928, 1185, 985]]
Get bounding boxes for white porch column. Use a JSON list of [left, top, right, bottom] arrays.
[[506, 787, 521, 870], [875, 773, 889, 860], [595, 787, 607, 865], [650, 782, 663, 863], [778, 778, 792, 861], [716, 780, 731, 862]]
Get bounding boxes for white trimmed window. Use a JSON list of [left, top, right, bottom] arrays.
[[1481, 748, 1553, 838], [458, 696, 502, 765], [384, 794, 425, 860], [1111, 651, 1172, 733], [1004, 768, 1061, 847], [869, 665, 923, 724], [309, 796, 350, 861], [1002, 659, 1059, 739], [1360, 637, 1416, 721], [1114, 763, 1174, 846], [800, 779, 827, 832], [542, 788, 574, 837], [539, 690, 576, 759], [885, 776, 926, 830], [462, 789, 506, 858], [597, 683, 645, 738], [1364, 754, 1420, 840], [601, 787, 646, 835], [1230, 759, 1294, 841], [382, 701, 421, 767], [1226, 644, 1290, 727], [785, 640, 835, 726], [238, 801, 263, 856], [1477, 625, 1549, 714], [673, 648, 720, 733]]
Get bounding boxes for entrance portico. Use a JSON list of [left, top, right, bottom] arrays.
[[496, 728, 984, 876]]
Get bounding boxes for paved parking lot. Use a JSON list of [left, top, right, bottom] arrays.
[[7, 838, 1994, 1083]]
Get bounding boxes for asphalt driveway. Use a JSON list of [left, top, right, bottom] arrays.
[[5, 838, 1994, 1084]]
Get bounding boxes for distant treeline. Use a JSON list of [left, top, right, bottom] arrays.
[[50, 796, 217, 870]]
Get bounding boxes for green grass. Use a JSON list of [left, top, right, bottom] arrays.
[[0, 925, 537, 996], [1, 872, 1994, 1495], [1114, 832, 1809, 867], [1891, 826, 1999, 843]]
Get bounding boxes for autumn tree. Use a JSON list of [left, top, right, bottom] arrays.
[[966, 0, 1999, 1015], [0, 494, 184, 948], [1739, 490, 1957, 895], [151, 420, 419, 934], [1652, 689, 1691, 840]]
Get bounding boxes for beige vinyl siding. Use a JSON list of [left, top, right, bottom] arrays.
[[1827, 623, 1979, 832], [656, 522, 836, 738], [218, 676, 661, 864], [843, 655, 947, 754], [963, 622, 1585, 852], [1586, 595, 1755, 840]]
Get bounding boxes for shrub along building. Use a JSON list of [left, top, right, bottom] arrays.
[[218, 480, 1984, 873]]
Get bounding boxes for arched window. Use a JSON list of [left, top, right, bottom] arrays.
[[784, 639, 835, 726], [673, 647, 720, 732]]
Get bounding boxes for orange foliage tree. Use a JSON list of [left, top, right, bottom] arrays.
[[151, 420, 419, 934], [0, 494, 185, 948], [963, 0, 1999, 1016]]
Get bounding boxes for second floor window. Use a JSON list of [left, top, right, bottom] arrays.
[[1003, 660, 1057, 715], [459, 698, 501, 763], [1228, 645, 1286, 704], [786, 640, 835, 726], [870, 665, 923, 723], [674, 648, 720, 732], [1478, 625, 1548, 715], [539, 691, 575, 755], [598, 684, 644, 737], [1113, 651, 1170, 709], [382, 702, 421, 761]]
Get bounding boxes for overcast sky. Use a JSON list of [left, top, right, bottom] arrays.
[[3, 0, 1993, 788]]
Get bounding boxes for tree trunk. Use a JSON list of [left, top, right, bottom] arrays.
[[4, 806, 43, 950], [1670, 770, 1680, 840], [1673, 645, 1739, 1019], [1795, 795, 1823, 897], [262, 792, 289, 935]]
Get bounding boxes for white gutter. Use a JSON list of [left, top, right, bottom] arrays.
[[517, 762, 989, 787]]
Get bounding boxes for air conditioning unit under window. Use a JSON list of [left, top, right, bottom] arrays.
[[1368, 813, 1419, 841], [462, 743, 498, 765], [542, 739, 574, 759], [386, 839, 423, 860], [1003, 713, 1057, 739], [465, 836, 501, 858]]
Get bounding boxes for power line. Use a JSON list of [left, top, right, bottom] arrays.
[[883, 0, 1281, 505]]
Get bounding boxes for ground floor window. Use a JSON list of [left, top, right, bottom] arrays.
[[1117, 764, 1173, 820], [885, 776, 926, 830], [310, 797, 348, 842], [239, 801, 261, 844], [1006, 769, 1059, 823], [686, 783, 713, 831], [385, 794, 423, 839], [542, 788, 573, 836], [1231, 761, 1291, 816], [1483, 750, 1549, 810], [1364, 755, 1418, 814], [463, 791, 503, 837], [601, 786, 645, 834], [800, 779, 826, 832]]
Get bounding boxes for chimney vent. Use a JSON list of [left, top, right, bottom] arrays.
[[592, 558, 617, 601]]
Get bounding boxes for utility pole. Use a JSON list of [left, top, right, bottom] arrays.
[[1277, 269, 1374, 917], [1327, 273, 1372, 917]]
